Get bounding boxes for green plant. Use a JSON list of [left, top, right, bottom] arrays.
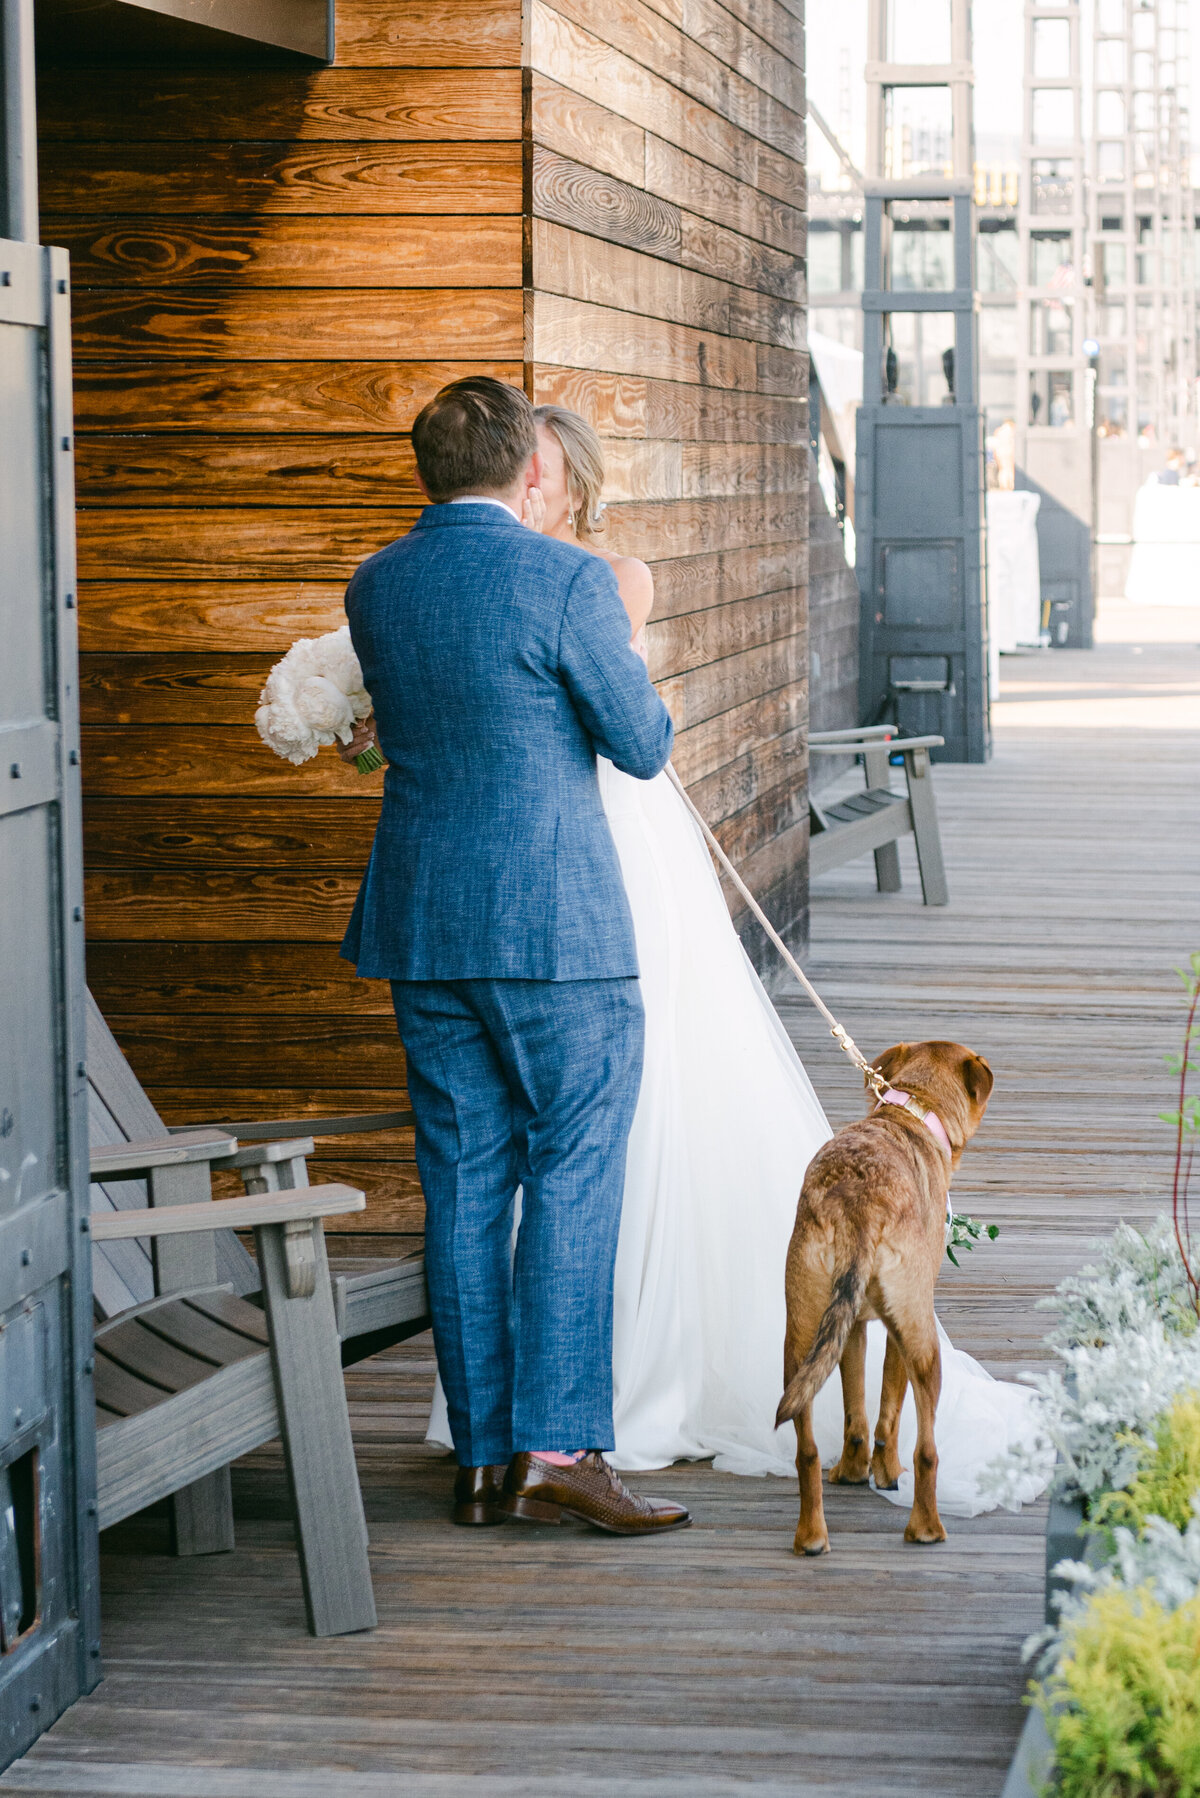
[[946, 1210, 999, 1268], [1035, 1585, 1200, 1798], [1092, 1393, 1200, 1542]]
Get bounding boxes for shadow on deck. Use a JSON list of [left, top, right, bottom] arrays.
[[4, 620, 1198, 1797]]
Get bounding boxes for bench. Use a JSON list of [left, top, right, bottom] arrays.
[[808, 726, 949, 906]]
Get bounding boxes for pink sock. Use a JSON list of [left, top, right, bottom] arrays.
[[530, 1450, 585, 1466]]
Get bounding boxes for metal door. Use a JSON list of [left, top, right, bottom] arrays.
[[0, 0, 101, 1768]]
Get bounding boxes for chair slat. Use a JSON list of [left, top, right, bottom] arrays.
[[93, 1351, 172, 1420], [95, 1317, 217, 1396], [139, 1298, 263, 1368], [185, 1289, 269, 1345]]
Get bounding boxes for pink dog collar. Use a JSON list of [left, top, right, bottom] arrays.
[[876, 1089, 953, 1162]]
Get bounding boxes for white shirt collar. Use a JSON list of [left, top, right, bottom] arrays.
[[448, 495, 520, 521]]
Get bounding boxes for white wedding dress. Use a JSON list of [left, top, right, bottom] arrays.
[[429, 760, 1049, 1518]]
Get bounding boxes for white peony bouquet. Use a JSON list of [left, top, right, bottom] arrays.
[[255, 625, 382, 774]]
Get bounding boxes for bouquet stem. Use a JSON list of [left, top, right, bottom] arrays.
[[354, 744, 385, 774]]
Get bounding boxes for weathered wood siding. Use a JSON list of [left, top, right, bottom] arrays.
[[36, 0, 807, 1256], [38, 5, 525, 1251], [808, 451, 859, 789], [528, 0, 810, 964]]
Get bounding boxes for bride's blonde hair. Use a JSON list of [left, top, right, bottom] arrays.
[[533, 404, 607, 541]]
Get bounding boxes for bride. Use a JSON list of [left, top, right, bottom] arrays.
[[429, 404, 1048, 1519]]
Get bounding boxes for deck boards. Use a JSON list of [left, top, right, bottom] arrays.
[[5, 627, 1198, 1795]]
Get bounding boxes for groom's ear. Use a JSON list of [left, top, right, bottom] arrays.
[[525, 448, 544, 493], [415, 470, 431, 501]]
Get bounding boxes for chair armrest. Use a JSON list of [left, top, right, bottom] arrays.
[[89, 1183, 365, 1241], [90, 1128, 238, 1180], [809, 726, 896, 744], [211, 1137, 315, 1171], [809, 735, 945, 756], [170, 1110, 414, 1141]]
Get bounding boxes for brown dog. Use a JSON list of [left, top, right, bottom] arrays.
[[777, 1041, 994, 1555]]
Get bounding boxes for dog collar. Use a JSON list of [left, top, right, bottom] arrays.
[[876, 1089, 953, 1163]]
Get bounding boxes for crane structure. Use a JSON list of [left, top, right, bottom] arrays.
[[1087, 0, 1197, 586], [854, 0, 991, 762], [1013, 0, 1095, 643]]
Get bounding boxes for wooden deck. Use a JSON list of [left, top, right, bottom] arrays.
[[6, 620, 1199, 1797]]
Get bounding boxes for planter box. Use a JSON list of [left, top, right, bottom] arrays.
[[1000, 1705, 1053, 1798], [1002, 1486, 1099, 1795], [1044, 1488, 1088, 1624]]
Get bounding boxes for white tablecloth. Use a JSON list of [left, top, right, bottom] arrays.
[[1125, 483, 1200, 604], [987, 490, 1042, 695]]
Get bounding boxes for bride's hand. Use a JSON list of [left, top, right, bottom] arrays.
[[522, 486, 547, 532], [337, 712, 379, 764]]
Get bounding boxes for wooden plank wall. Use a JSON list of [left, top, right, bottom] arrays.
[[37, 4, 525, 1253], [527, 0, 810, 962], [36, 0, 808, 1258], [808, 451, 859, 788]]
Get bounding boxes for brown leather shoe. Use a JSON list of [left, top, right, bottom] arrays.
[[500, 1451, 691, 1536], [453, 1463, 509, 1526]]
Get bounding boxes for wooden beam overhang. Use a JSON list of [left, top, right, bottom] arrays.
[[39, 0, 331, 59]]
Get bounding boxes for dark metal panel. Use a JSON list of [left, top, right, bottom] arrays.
[[856, 408, 991, 763]]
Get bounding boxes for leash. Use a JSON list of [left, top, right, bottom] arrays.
[[665, 763, 891, 1104]]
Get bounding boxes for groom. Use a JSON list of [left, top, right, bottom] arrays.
[[341, 377, 690, 1536]]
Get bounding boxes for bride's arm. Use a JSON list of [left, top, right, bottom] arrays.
[[612, 555, 654, 638]]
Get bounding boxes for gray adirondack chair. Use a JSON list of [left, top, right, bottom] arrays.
[[89, 1141, 376, 1638], [808, 726, 949, 906], [86, 993, 430, 1353], [86, 992, 430, 1590]]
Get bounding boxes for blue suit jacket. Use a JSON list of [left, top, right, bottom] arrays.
[[340, 503, 675, 981]]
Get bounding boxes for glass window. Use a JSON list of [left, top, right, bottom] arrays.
[[1033, 17, 1072, 76], [1100, 213, 1124, 233], [1099, 299, 1127, 336], [979, 306, 1017, 362], [1099, 347, 1128, 386], [1032, 89, 1075, 143], [1101, 241, 1127, 287], [808, 228, 846, 294], [1098, 393, 1128, 433], [1097, 0, 1125, 32], [977, 226, 1018, 293], [1029, 299, 1073, 356], [887, 216, 954, 291], [1029, 370, 1074, 428], [1030, 233, 1073, 287], [1098, 141, 1126, 182], [882, 312, 957, 407], [1132, 13, 1155, 52], [887, 0, 950, 62], [883, 87, 953, 179], [1095, 39, 1127, 83], [1134, 133, 1157, 180], [1096, 91, 1126, 135], [1133, 90, 1156, 130], [1031, 159, 1074, 215]]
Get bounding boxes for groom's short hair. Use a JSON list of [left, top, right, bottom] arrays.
[[412, 377, 537, 502]]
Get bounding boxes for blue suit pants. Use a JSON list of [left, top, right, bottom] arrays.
[[390, 976, 644, 1466]]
